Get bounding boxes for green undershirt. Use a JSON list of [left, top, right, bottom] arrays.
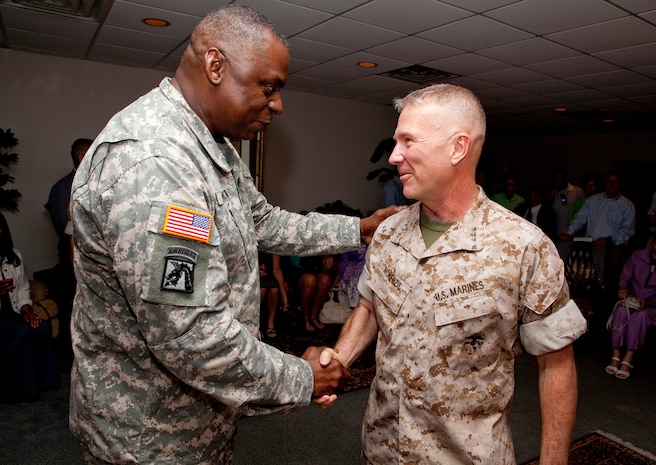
[[420, 211, 455, 248]]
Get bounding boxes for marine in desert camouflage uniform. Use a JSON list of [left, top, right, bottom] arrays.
[[320, 84, 587, 465], [68, 6, 396, 464]]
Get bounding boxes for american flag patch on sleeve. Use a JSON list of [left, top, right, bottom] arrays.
[[162, 205, 212, 243]]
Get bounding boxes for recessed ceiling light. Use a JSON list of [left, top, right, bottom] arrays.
[[143, 18, 170, 27], [358, 61, 378, 68]]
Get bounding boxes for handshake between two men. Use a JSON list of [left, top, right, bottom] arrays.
[[301, 346, 349, 409]]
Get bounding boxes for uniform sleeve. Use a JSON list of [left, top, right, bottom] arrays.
[[243, 167, 360, 255], [518, 235, 587, 356]]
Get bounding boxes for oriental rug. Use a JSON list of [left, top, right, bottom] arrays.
[[265, 323, 376, 393], [521, 431, 656, 465]]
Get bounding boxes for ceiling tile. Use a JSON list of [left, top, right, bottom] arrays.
[[567, 69, 652, 88], [153, 54, 179, 72], [515, 79, 586, 95], [526, 55, 622, 78], [640, 10, 656, 25], [298, 16, 404, 49], [123, 0, 228, 17], [601, 81, 656, 98], [505, 95, 564, 108], [324, 51, 412, 73], [546, 88, 616, 104], [593, 43, 656, 68], [547, 16, 656, 53], [367, 36, 462, 64], [476, 37, 580, 66], [425, 53, 510, 75], [634, 64, 656, 79], [338, 74, 419, 93], [344, 0, 472, 34], [287, 37, 353, 63], [104, 1, 200, 38], [95, 25, 184, 53], [285, 74, 334, 91], [475, 86, 533, 100], [486, 0, 626, 35], [289, 57, 317, 73], [4, 29, 90, 57], [606, 0, 656, 14], [295, 62, 367, 82], [281, 0, 370, 15], [417, 15, 532, 52], [0, 5, 97, 39], [314, 84, 373, 100], [236, 0, 332, 37], [471, 67, 552, 86], [439, 0, 521, 13], [449, 77, 498, 92]]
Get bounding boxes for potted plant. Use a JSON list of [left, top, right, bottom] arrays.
[[0, 128, 22, 211]]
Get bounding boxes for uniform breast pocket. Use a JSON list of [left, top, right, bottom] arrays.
[[435, 292, 501, 378], [368, 264, 410, 319], [213, 194, 253, 276]]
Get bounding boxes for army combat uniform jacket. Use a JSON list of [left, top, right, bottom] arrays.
[[69, 78, 360, 464], [358, 190, 587, 464]]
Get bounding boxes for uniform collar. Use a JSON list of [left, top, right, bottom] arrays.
[[159, 78, 240, 174], [390, 187, 487, 259]]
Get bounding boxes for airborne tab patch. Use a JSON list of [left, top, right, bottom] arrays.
[[162, 205, 212, 243]]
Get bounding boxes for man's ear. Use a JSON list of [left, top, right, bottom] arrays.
[[205, 48, 225, 85], [450, 133, 471, 166]]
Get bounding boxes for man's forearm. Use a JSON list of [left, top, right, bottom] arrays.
[[537, 344, 578, 465], [334, 299, 378, 368]]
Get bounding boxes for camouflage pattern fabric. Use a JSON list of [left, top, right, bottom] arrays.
[[69, 78, 360, 464], [357, 189, 587, 465]]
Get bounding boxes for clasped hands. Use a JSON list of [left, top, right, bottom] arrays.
[[301, 346, 347, 409]]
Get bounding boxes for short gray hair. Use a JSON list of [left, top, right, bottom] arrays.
[[191, 5, 288, 58], [393, 83, 486, 137]]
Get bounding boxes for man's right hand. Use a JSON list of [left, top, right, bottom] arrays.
[[302, 346, 349, 404]]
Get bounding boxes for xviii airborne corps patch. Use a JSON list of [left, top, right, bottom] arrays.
[[161, 246, 199, 293]]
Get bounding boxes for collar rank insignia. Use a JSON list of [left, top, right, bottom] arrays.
[[161, 246, 199, 293], [163, 205, 212, 243]]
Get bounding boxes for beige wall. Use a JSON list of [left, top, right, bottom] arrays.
[[0, 49, 397, 275]]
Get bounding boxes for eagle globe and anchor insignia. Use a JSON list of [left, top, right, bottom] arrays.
[[161, 246, 199, 293]]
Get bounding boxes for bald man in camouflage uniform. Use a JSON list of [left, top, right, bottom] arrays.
[[68, 6, 397, 465], [320, 84, 587, 465]]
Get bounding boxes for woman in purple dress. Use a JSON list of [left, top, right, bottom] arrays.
[[605, 238, 656, 379]]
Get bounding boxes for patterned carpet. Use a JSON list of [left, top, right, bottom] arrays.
[[521, 432, 656, 465], [265, 323, 376, 393]]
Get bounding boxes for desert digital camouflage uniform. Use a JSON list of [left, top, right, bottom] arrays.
[[68, 77, 360, 464], [357, 189, 587, 465]]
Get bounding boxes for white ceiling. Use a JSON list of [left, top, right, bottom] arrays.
[[1, 0, 656, 133]]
